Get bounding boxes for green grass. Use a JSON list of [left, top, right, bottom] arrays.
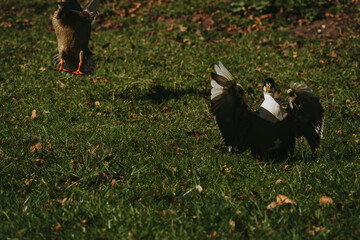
[[0, 0, 359, 239]]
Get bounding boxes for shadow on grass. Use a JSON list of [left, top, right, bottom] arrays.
[[116, 84, 209, 103]]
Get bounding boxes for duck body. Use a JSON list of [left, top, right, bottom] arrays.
[[210, 62, 324, 159], [53, 9, 92, 69], [52, 0, 99, 75]]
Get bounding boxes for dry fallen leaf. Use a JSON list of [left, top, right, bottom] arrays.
[[196, 185, 203, 193], [283, 164, 291, 170], [309, 225, 325, 236], [277, 194, 297, 204], [35, 142, 42, 153], [128, 2, 141, 14], [319, 196, 333, 206], [24, 178, 33, 186], [267, 201, 279, 210], [29, 145, 36, 153], [275, 178, 283, 184], [267, 194, 297, 210], [292, 51, 298, 58], [30, 109, 38, 119], [178, 25, 187, 32], [229, 219, 236, 231]]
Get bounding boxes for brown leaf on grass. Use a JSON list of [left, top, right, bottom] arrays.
[[24, 178, 33, 186], [58, 81, 66, 88], [267, 201, 279, 210], [30, 109, 38, 119], [128, 2, 141, 14], [57, 198, 73, 205], [29, 142, 42, 153], [178, 25, 187, 32], [275, 178, 283, 184], [277, 194, 297, 204], [331, 51, 338, 58], [195, 29, 204, 40], [55, 225, 61, 232], [46, 141, 52, 150], [283, 164, 291, 170], [308, 226, 325, 236], [267, 194, 297, 210], [111, 179, 116, 187], [191, 12, 215, 29], [29, 145, 36, 153], [35, 142, 42, 153], [229, 219, 236, 231], [319, 196, 333, 206]]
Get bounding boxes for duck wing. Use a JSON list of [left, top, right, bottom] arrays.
[[84, 0, 100, 22], [286, 82, 324, 152], [210, 62, 252, 152]]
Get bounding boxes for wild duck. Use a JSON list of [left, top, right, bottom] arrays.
[[52, 0, 99, 75], [210, 62, 324, 159]]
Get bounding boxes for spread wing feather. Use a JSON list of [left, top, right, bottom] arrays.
[[84, 0, 100, 22], [286, 82, 324, 152], [210, 71, 251, 152]]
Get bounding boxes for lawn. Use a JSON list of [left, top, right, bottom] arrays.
[[0, 0, 359, 239]]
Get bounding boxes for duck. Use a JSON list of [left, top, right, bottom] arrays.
[[52, 0, 99, 75], [210, 62, 324, 159]]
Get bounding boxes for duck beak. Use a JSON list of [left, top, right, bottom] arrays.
[[266, 84, 272, 93]]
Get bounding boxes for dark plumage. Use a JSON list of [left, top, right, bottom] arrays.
[[210, 62, 324, 159], [52, 0, 99, 75]]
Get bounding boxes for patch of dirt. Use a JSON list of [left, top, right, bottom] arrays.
[[293, 19, 344, 39]]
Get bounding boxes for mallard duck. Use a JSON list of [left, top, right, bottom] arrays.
[[52, 0, 99, 75], [210, 62, 324, 159]]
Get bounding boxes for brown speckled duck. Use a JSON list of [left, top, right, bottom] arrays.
[[52, 0, 99, 75]]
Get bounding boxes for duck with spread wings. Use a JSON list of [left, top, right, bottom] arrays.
[[210, 62, 324, 159]]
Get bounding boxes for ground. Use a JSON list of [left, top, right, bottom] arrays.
[[0, 0, 359, 239]]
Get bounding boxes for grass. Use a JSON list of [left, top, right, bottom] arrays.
[[0, 0, 359, 239]]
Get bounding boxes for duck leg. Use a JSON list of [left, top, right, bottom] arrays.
[[55, 58, 66, 71], [70, 51, 84, 75], [55, 51, 69, 72]]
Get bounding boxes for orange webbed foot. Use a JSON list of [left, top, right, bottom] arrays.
[[70, 61, 84, 75], [70, 69, 84, 75], [55, 59, 69, 72]]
